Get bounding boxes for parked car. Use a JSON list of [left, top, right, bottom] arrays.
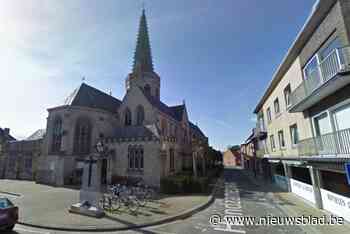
[[0, 197, 18, 231]]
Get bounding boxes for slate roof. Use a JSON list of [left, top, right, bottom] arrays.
[[64, 83, 122, 113], [189, 122, 206, 139], [169, 105, 185, 121], [0, 128, 16, 141], [112, 124, 160, 139], [26, 129, 46, 141], [140, 88, 185, 122]]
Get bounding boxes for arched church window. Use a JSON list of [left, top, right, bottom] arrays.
[[135, 148, 139, 169], [144, 84, 151, 96], [73, 117, 92, 155], [139, 148, 144, 169], [128, 145, 144, 170], [169, 148, 175, 171], [136, 105, 145, 125], [51, 117, 62, 153], [128, 146, 134, 169], [125, 108, 132, 126]]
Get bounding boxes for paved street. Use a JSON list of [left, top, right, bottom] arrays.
[[4, 168, 349, 234]]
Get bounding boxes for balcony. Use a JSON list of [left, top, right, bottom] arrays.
[[254, 125, 268, 141], [289, 47, 350, 112], [297, 128, 350, 157]]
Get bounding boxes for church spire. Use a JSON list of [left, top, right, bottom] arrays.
[[132, 8, 154, 73]]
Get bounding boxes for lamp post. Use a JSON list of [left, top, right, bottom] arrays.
[[95, 139, 109, 185]]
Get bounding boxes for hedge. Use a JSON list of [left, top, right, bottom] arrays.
[[161, 175, 210, 194]]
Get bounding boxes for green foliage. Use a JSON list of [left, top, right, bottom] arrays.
[[161, 175, 211, 194]]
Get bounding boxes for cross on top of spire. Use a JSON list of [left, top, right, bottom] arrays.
[[132, 8, 154, 73]]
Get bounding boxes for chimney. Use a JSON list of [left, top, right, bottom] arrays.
[[4, 128, 9, 136]]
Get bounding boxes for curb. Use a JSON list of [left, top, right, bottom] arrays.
[[0, 191, 21, 197], [18, 179, 220, 232]]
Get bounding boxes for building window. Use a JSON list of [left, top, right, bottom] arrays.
[[25, 158, 32, 170], [319, 37, 342, 61], [128, 147, 134, 169], [169, 148, 175, 171], [313, 112, 332, 137], [136, 105, 145, 125], [303, 55, 319, 81], [51, 117, 62, 153], [124, 108, 132, 126], [144, 84, 151, 95], [278, 130, 285, 149], [333, 103, 350, 131], [290, 124, 299, 147], [258, 115, 265, 131], [139, 148, 144, 169], [284, 84, 291, 108], [128, 146, 144, 170], [161, 119, 167, 136], [274, 98, 280, 115], [135, 148, 139, 169], [184, 130, 188, 143], [270, 135, 276, 152], [267, 107, 272, 123], [73, 118, 92, 155]]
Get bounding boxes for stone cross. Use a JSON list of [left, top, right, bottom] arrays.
[[85, 156, 97, 187]]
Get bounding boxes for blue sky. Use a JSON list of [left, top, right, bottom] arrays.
[[0, 0, 315, 150]]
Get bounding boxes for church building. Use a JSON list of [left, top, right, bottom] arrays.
[[36, 9, 208, 187]]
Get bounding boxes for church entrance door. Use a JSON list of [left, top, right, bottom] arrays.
[[101, 159, 107, 185]]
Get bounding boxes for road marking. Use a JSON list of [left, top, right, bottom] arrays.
[[214, 227, 246, 233], [15, 227, 51, 234], [213, 182, 246, 233]]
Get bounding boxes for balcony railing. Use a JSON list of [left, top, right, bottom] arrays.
[[297, 128, 350, 157], [290, 46, 350, 109]]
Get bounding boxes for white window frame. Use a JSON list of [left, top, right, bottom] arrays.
[[274, 98, 280, 115], [267, 107, 272, 124], [289, 124, 299, 148], [278, 130, 286, 149], [270, 135, 276, 152], [284, 84, 292, 108], [311, 111, 332, 138], [303, 53, 322, 81], [329, 99, 350, 132]]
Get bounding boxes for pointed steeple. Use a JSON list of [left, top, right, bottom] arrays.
[[132, 9, 154, 73]]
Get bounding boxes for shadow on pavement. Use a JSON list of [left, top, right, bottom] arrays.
[[223, 168, 295, 207]]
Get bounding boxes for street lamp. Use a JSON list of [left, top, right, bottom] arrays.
[[95, 140, 109, 157], [96, 141, 104, 155]]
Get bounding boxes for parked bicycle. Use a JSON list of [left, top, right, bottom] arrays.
[[99, 179, 156, 213], [108, 184, 139, 213], [98, 193, 112, 211]]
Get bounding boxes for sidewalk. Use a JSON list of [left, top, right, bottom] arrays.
[[242, 169, 350, 233], [0, 179, 220, 231]]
